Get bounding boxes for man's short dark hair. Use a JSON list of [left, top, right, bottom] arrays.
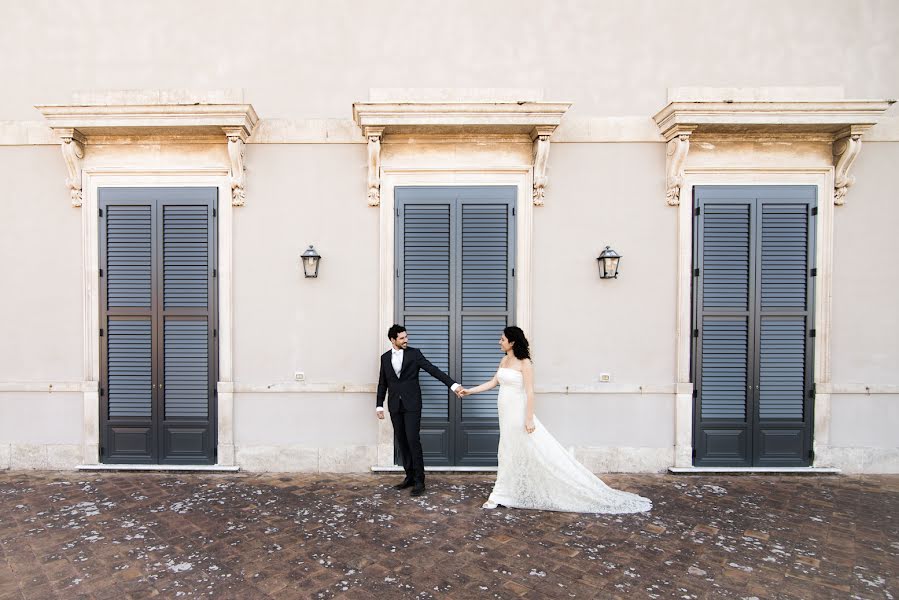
[[387, 324, 406, 341]]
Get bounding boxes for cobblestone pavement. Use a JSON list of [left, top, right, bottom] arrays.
[[0, 472, 896, 599]]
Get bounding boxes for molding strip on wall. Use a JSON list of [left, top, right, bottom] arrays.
[[4, 116, 898, 146], [3, 381, 897, 395]]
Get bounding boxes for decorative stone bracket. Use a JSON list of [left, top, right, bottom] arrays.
[[531, 125, 555, 206], [652, 99, 895, 207], [58, 128, 86, 207], [223, 126, 250, 207], [660, 127, 695, 206], [352, 102, 571, 207], [36, 103, 259, 207], [832, 126, 867, 206], [363, 126, 384, 206]]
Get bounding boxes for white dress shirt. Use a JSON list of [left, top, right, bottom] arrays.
[[391, 347, 404, 377], [376, 347, 460, 413]]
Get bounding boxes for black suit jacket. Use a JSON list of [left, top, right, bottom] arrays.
[[376, 347, 456, 413]]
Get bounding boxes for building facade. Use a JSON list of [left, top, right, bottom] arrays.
[[1, 1, 897, 473]]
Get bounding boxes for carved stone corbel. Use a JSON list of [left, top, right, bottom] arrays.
[[832, 126, 868, 206], [58, 128, 86, 207], [223, 127, 249, 207], [664, 129, 693, 206], [364, 126, 384, 207], [531, 126, 555, 206]]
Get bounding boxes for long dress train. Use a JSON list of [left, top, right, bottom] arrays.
[[485, 368, 651, 514]]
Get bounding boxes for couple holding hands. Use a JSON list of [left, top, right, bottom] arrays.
[[376, 324, 651, 513]]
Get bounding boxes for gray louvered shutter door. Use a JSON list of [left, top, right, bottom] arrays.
[[100, 188, 217, 465], [159, 195, 216, 463], [754, 196, 815, 465], [101, 199, 157, 462], [694, 195, 754, 466], [396, 187, 515, 466], [694, 186, 816, 467]]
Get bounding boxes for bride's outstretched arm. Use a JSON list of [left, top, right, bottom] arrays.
[[522, 360, 536, 431], [460, 367, 500, 395]]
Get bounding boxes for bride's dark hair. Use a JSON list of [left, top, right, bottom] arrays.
[[503, 326, 531, 360]]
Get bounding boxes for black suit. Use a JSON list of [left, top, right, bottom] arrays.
[[377, 347, 456, 485]]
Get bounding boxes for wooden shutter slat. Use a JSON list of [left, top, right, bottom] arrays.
[[404, 316, 450, 419], [107, 318, 152, 418], [163, 205, 209, 310], [461, 315, 506, 419], [106, 205, 152, 308]]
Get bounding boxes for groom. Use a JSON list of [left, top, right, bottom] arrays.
[[376, 324, 461, 496]]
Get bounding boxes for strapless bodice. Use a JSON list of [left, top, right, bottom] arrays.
[[497, 367, 524, 389]]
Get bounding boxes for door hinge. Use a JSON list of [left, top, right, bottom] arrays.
[[98, 208, 104, 218], [99, 268, 104, 277], [512, 206, 516, 216], [693, 328, 699, 338], [214, 447, 218, 458], [212, 269, 217, 278], [694, 207, 701, 216], [511, 267, 515, 277], [99, 445, 105, 456], [693, 267, 699, 277], [213, 328, 217, 338], [810, 267, 817, 277], [395, 208, 400, 218], [811, 206, 818, 216], [808, 447, 815, 461], [212, 208, 217, 217], [692, 447, 697, 458], [99, 387, 105, 397], [809, 329, 816, 338], [99, 328, 104, 337], [809, 384, 816, 399], [396, 268, 399, 278], [692, 389, 697, 399]]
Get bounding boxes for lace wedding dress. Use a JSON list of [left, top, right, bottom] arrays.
[[484, 368, 652, 514]]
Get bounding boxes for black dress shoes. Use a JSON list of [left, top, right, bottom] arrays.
[[410, 484, 426, 497], [393, 478, 414, 490]]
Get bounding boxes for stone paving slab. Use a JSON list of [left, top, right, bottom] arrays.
[[0, 472, 896, 599]]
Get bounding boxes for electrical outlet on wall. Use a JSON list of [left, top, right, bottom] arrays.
[[599, 373, 611, 383], [294, 372, 306, 382]]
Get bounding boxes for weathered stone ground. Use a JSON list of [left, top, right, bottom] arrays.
[[0, 472, 895, 599]]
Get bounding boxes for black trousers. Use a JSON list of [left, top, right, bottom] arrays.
[[390, 409, 425, 485]]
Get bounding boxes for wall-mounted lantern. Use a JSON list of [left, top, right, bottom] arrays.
[[301, 245, 322, 278], [597, 246, 621, 279]]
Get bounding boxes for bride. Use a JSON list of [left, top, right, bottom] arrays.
[[460, 326, 651, 514]]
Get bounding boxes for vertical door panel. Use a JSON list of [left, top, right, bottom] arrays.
[[158, 198, 216, 463], [754, 198, 815, 465], [694, 197, 754, 466], [101, 199, 157, 463]]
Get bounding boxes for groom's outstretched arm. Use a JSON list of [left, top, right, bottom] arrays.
[[415, 349, 457, 389]]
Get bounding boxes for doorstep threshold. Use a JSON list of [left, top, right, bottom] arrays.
[[669, 466, 841, 474], [371, 465, 497, 473], [77, 464, 240, 472]]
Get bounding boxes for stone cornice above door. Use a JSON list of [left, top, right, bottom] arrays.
[[652, 99, 896, 206], [351, 102, 571, 206], [35, 103, 259, 207]]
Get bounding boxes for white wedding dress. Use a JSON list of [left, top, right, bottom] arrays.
[[484, 368, 652, 514]]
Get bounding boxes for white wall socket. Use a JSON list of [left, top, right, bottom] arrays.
[[599, 373, 611, 383], [294, 372, 306, 382]]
